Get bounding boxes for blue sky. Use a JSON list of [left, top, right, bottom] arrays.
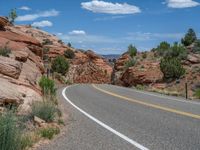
[[0, 0, 200, 54]]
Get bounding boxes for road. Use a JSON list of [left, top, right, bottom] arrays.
[[38, 84, 200, 150]]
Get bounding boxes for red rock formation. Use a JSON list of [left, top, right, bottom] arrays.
[[121, 61, 163, 86], [67, 50, 112, 84]]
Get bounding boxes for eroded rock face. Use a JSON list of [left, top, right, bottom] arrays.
[[0, 56, 22, 79], [66, 50, 112, 84], [121, 61, 163, 86], [0, 24, 44, 113]]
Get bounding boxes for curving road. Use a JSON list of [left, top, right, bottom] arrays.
[[38, 84, 200, 150]]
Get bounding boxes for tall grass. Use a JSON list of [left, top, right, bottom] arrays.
[[32, 101, 57, 122], [0, 111, 21, 150]]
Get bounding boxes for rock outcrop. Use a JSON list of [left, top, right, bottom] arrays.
[[66, 50, 112, 84], [121, 61, 163, 86], [0, 24, 44, 113]]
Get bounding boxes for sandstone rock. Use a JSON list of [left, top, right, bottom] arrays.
[[0, 56, 22, 79], [14, 51, 29, 62], [114, 53, 130, 71], [121, 61, 163, 86], [34, 116, 46, 127], [187, 54, 200, 64], [0, 78, 23, 105]]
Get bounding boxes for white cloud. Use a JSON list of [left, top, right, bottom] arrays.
[[32, 20, 53, 27], [19, 6, 31, 11], [126, 32, 184, 41], [81, 0, 141, 14], [94, 15, 126, 21], [69, 30, 86, 35], [16, 9, 59, 21], [166, 0, 199, 8]]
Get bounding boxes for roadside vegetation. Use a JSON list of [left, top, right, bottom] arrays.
[[51, 56, 69, 76], [0, 44, 11, 57], [0, 76, 63, 150]]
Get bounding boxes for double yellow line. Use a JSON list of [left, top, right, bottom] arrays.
[[92, 84, 200, 120]]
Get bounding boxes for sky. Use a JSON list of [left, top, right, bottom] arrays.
[[0, 0, 200, 54]]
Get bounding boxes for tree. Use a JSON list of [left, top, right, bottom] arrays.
[[155, 41, 170, 56], [8, 9, 17, 24], [51, 56, 69, 75], [160, 57, 185, 80], [64, 50, 75, 59], [181, 28, 197, 46], [164, 42, 187, 60], [128, 44, 137, 58], [67, 42, 72, 47]]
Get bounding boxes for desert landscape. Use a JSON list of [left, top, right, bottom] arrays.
[[0, 1, 200, 150]]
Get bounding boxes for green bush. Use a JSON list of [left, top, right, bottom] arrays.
[[42, 39, 53, 45], [167, 42, 187, 60], [142, 52, 147, 59], [155, 41, 170, 56], [181, 28, 197, 46], [39, 127, 60, 139], [135, 84, 145, 90], [39, 76, 56, 96], [193, 40, 200, 53], [160, 57, 185, 80], [0, 111, 21, 150], [64, 50, 75, 59], [51, 56, 69, 75], [31, 101, 57, 122], [0, 46, 11, 57], [128, 44, 137, 58], [194, 88, 200, 99], [125, 58, 136, 69]]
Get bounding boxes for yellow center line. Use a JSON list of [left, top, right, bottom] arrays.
[[92, 84, 200, 120]]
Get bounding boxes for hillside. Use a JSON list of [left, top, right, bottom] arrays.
[[113, 43, 200, 100], [0, 17, 113, 113]]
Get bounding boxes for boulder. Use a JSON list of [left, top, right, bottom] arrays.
[[121, 61, 163, 86], [187, 54, 200, 64], [0, 56, 22, 79], [14, 51, 29, 62]]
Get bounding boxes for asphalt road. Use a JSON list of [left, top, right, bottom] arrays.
[[38, 84, 200, 150]]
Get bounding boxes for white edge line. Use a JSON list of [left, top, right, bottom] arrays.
[[105, 84, 200, 105], [62, 86, 149, 150]]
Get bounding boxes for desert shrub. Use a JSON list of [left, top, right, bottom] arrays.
[[51, 56, 69, 75], [181, 28, 197, 46], [42, 39, 53, 45], [142, 52, 147, 59], [58, 40, 63, 44], [64, 50, 75, 59], [20, 134, 34, 150], [135, 84, 145, 90], [192, 39, 200, 53], [155, 41, 170, 56], [125, 58, 136, 69], [39, 76, 56, 96], [128, 44, 137, 58], [31, 101, 57, 122], [57, 119, 65, 125], [160, 57, 185, 80], [194, 88, 200, 99], [67, 42, 72, 47], [166, 42, 188, 60], [43, 47, 50, 54], [0, 111, 21, 150], [0, 46, 11, 57], [39, 127, 60, 139]]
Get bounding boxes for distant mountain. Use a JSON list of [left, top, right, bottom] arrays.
[[102, 54, 120, 60]]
